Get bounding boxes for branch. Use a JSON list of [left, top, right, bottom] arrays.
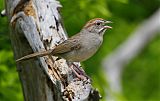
[[102, 8, 160, 94]]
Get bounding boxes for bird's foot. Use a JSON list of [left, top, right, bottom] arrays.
[[70, 63, 90, 80]]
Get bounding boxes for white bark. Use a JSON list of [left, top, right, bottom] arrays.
[[102, 8, 160, 99], [5, 0, 101, 101]]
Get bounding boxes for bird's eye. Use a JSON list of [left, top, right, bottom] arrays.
[[96, 22, 101, 26]]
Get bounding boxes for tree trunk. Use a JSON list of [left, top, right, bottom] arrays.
[[5, 0, 101, 101]]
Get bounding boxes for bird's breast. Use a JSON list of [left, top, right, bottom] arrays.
[[64, 34, 103, 62]]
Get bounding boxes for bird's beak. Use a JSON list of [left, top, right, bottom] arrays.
[[104, 25, 112, 29], [104, 20, 112, 29], [105, 20, 113, 24]]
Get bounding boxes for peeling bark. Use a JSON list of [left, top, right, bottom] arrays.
[[5, 0, 101, 101]]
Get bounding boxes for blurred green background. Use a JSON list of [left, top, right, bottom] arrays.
[[0, 0, 160, 101]]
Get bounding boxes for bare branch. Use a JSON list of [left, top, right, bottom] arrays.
[[102, 8, 160, 96]]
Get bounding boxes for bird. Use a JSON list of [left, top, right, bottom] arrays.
[[16, 18, 112, 63], [16, 18, 112, 79]]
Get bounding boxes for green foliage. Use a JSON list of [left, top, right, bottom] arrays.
[[0, 51, 23, 101], [0, 0, 160, 101], [60, 0, 111, 36], [123, 37, 160, 101]]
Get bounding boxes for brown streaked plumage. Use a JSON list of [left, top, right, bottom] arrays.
[[84, 18, 106, 28]]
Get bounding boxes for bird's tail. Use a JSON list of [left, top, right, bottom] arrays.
[[16, 49, 53, 62]]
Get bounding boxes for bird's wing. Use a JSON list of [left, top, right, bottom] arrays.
[[52, 35, 81, 54]]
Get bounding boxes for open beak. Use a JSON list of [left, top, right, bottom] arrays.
[[104, 20, 112, 29], [98, 20, 112, 34]]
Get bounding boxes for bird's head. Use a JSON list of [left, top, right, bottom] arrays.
[[83, 18, 112, 36]]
